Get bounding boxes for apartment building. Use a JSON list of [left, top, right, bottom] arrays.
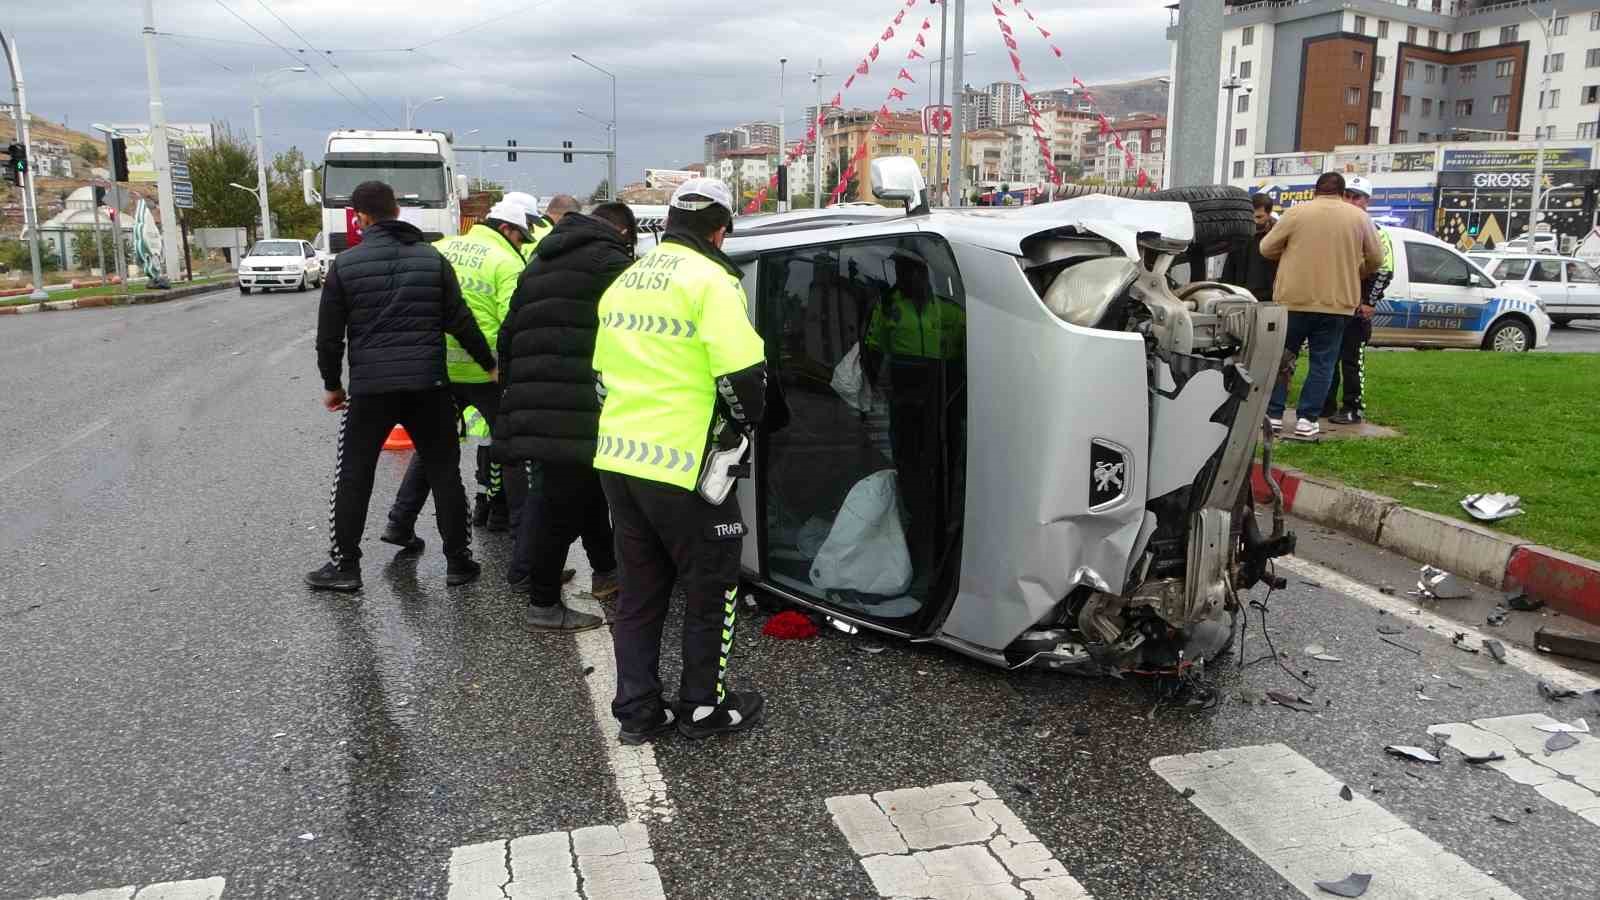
[[1175, 0, 1600, 185], [1085, 114, 1168, 186]]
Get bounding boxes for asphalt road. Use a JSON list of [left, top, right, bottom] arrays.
[[5, 288, 1600, 900], [1543, 320, 1600, 352]]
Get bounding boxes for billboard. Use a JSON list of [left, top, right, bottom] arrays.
[[1253, 153, 1325, 178], [108, 123, 216, 183], [1441, 147, 1593, 172], [643, 169, 697, 189], [1329, 149, 1437, 175]]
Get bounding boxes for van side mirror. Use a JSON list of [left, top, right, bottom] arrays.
[[870, 156, 929, 215], [302, 168, 320, 207]]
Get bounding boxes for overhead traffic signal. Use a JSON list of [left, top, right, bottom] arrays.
[[3, 142, 25, 186], [111, 137, 129, 182], [506, 138, 517, 163], [562, 140, 573, 164]]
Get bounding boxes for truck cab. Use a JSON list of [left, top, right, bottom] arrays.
[[303, 130, 469, 254]]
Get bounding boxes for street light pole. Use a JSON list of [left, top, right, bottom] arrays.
[[936, 0, 951, 204], [403, 95, 445, 130], [949, 0, 967, 206], [141, 0, 182, 281], [0, 29, 46, 299], [92, 124, 129, 285], [810, 59, 832, 209], [1530, 6, 1559, 239], [779, 57, 788, 212], [252, 65, 306, 242], [572, 55, 618, 201]]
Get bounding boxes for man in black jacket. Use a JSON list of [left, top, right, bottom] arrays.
[[1221, 193, 1278, 304], [497, 203, 637, 631], [308, 180, 497, 592]]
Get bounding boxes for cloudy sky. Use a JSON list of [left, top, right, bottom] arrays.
[[9, 0, 1172, 196]]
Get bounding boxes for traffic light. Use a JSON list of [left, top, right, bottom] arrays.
[[562, 140, 573, 164], [4, 142, 24, 186], [111, 137, 129, 182], [93, 186, 107, 207], [776, 165, 788, 199], [506, 138, 517, 163]]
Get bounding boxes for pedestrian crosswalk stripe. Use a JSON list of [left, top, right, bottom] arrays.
[[27, 877, 226, 900], [1152, 743, 1527, 900], [445, 823, 664, 900], [825, 781, 1094, 898], [1430, 714, 1600, 827]]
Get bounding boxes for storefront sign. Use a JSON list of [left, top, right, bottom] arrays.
[[1330, 150, 1437, 175], [1253, 154, 1325, 178], [1437, 169, 1600, 188], [1254, 183, 1434, 209], [1441, 147, 1593, 172]]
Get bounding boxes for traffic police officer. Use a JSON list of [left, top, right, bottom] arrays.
[[381, 196, 533, 550], [503, 192, 545, 262], [1324, 177, 1393, 424], [592, 178, 769, 744]]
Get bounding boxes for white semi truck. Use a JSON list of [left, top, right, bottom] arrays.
[[303, 129, 470, 254]]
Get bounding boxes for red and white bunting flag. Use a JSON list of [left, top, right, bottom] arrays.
[[1072, 76, 1086, 89], [894, 9, 906, 24], [1025, 8, 1036, 20], [869, 44, 880, 62], [915, 32, 927, 47], [922, 17, 932, 29], [844, 74, 856, 88], [999, 20, 1013, 35], [872, 121, 889, 135], [1137, 170, 1150, 188], [897, 67, 915, 82], [992, 3, 1006, 17], [1038, 26, 1051, 38], [1002, 33, 1018, 51], [908, 47, 925, 60], [855, 60, 868, 75], [883, 26, 895, 40], [888, 86, 909, 100], [1051, 45, 1062, 58], [877, 104, 891, 117]]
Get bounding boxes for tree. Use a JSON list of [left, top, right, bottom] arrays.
[[69, 227, 119, 271], [78, 141, 104, 165], [268, 147, 321, 241], [186, 123, 260, 238], [0, 238, 61, 273]]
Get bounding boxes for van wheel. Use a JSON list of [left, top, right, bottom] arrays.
[[1049, 183, 1254, 254], [1484, 319, 1533, 352], [239, 284, 252, 295]]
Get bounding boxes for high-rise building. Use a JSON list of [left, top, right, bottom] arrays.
[[736, 122, 781, 149], [704, 130, 745, 168], [987, 81, 1027, 126], [959, 87, 992, 131]]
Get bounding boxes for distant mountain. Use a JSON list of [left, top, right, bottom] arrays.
[[1078, 76, 1169, 119]]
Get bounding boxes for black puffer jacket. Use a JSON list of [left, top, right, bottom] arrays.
[[495, 213, 633, 464], [316, 219, 495, 395]]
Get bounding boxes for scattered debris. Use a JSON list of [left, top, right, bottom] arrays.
[[762, 610, 818, 640], [1305, 644, 1328, 656], [858, 644, 886, 655], [1452, 633, 1480, 654], [1377, 623, 1409, 635], [1236, 690, 1268, 706], [1415, 686, 1437, 702], [1491, 812, 1520, 825], [1486, 606, 1509, 627], [1534, 626, 1600, 664], [1313, 654, 1344, 662], [1404, 770, 1426, 782], [1544, 732, 1580, 754], [1503, 588, 1546, 612], [582, 665, 595, 677], [1012, 783, 1036, 797], [298, 833, 315, 841], [1534, 718, 1590, 734], [1180, 787, 1196, 799], [1339, 785, 1354, 801], [272, 732, 287, 739], [1385, 745, 1442, 764], [1454, 665, 1493, 681], [1412, 481, 1440, 490], [1072, 722, 1091, 736], [1268, 691, 1319, 713], [1483, 639, 1508, 664], [1538, 679, 1581, 702], [1380, 636, 1422, 656], [1314, 872, 1373, 897], [1463, 751, 1506, 764], [916, 669, 930, 676], [1461, 492, 1524, 522], [1379, 586, 1397, 596], [1416, 565, 1470, 600]]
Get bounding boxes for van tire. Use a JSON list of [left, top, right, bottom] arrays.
[[1483, 317, 1533, 352], [1050, 183, 1255, 254]]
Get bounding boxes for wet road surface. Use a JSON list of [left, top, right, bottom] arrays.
[[4, 289, 1600, 899]]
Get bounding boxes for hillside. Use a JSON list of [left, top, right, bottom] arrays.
[[1079, 76, 1169, 119], [0, 114, 125, 238]]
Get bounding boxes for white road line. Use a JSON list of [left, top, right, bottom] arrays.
[[0, 417, 111, 485], [263, 329, 315, 367], [1152, 743, 1526, 900], [1277, 555, 1600, 693], [28, 877, 225, 900], [1431, 714, 1600, 826], [445, 824, 664, 900], [825, 781, 1094, 899]]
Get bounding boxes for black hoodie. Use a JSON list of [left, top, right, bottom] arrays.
[[495, 212, 634, 464]]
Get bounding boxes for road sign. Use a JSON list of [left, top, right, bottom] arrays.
[[171, 163, 190, 180], [922, 105, 953, 136], [167, 141, 189, 163]]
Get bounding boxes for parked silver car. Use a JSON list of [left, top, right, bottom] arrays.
[[1468, 251, 1600, 326], [722, 158, 1290, 675]]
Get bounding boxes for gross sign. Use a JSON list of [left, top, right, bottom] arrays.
[[922, 105, 953, 136]]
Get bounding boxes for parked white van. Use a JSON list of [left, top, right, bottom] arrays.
[[1370, 226, 1551, 352]]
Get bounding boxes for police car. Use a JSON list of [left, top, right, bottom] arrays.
[[717, 157, 1288, 676], [1370, 226, 1551, 352]]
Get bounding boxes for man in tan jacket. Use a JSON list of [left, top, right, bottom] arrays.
[[1260, 172, 1383, 438]]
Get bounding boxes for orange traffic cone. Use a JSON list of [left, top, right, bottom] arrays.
[[383, 426, 414, 451]]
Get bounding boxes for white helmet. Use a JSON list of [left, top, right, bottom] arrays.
[[503, 191, 541, 222], [1345, 175, 1373, 198], [487, 197, 535, 238]]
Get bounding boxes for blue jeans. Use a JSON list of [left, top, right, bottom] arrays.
[[1268, 312, 1349, 424]]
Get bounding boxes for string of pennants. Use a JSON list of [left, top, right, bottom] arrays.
[[742, 0, 932, 213], [998, 0, 1153, 190]]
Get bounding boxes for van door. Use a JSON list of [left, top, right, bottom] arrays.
[[1402, 241, 1493, 347], [1563, 259, 1600, 319]]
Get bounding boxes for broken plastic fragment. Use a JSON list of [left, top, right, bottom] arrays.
[[1538, 679, 1581, 702], [1305, 644, 1328, 656], [1268, 691, 1319, 713], [1314, 654, 1344, 662], [1504, 588, 1546, 612], [298, 832, 315, 841], [1486, 606, 1509, 627], [1313, 872, 1372, 897], [1491, 812, 1520, 825], [1534, 718, 1589, 734], [1418, 565, 1469, 600], [1462, 492, 1523, 522], [1463, 751, 1506, 764], [1452, 633, 1480, 654], [1545, 732, 1580, 754], [1385, 745, 1442, 764], [1377, 624, 1408, 635], [1339, 785, 1354, 801], [1483, 639, 1508, 664], [1412, 481, 1440, 490], [1180, 787, 1196, 799]]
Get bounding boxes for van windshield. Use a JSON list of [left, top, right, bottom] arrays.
[[323, 155, 447, 209]]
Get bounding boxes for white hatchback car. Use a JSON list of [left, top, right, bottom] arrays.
[[237, 239, 323, 294], [1467, 252, 1600, 327]]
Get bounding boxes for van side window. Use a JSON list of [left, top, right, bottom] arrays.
[[1567, 261, 1600, 283], [1405, 243, 1473, 287], [1495, 258, 1531, 280], [1531, 260, 1564, 282]]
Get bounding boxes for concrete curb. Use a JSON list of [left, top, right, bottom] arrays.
[[0, 282, 231, 315], [1252, 461, 1600, 627]]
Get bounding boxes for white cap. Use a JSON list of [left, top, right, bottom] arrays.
[[487, 197, 535, 236], [1345, 175, 1373, 198], [669, 177, 734, 218], [503, 191, 541, 219]]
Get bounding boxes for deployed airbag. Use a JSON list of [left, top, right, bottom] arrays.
[[810, 470, 913, 597]]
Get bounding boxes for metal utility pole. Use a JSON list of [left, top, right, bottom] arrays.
[[778, 57, 788, 212], [252, 65, 306, 242], [936, 0, 950, 204], [90, 194, 107, 276], [403, 95, 445, 130], [1219, 50, 1245, 187], [810, 59, 832, 209], [141, 0, 182, 281], [949, 0, 967, 206], [1, 30, 47, 299], [1168, 0, 1225, 188], [93, 124, 129, 284], [572, 55, 618, 200], [1530, 6, 1559, 239]]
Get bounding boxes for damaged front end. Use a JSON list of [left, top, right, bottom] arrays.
[[1004, 236, 1294, 675]]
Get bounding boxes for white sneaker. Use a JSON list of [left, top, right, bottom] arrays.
[[1268, 417, 1283, 432], [1294, 418, 1321, 438]]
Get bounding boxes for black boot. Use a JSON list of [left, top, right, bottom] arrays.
[[486, 499, 510, 533], [446, 554, 482, 587], [305, 561, 361, 592], [619, 707, 677, 745], [379, 523, 424, 554], [471, 493, 490, 528], [678, 690, 766, 740]]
